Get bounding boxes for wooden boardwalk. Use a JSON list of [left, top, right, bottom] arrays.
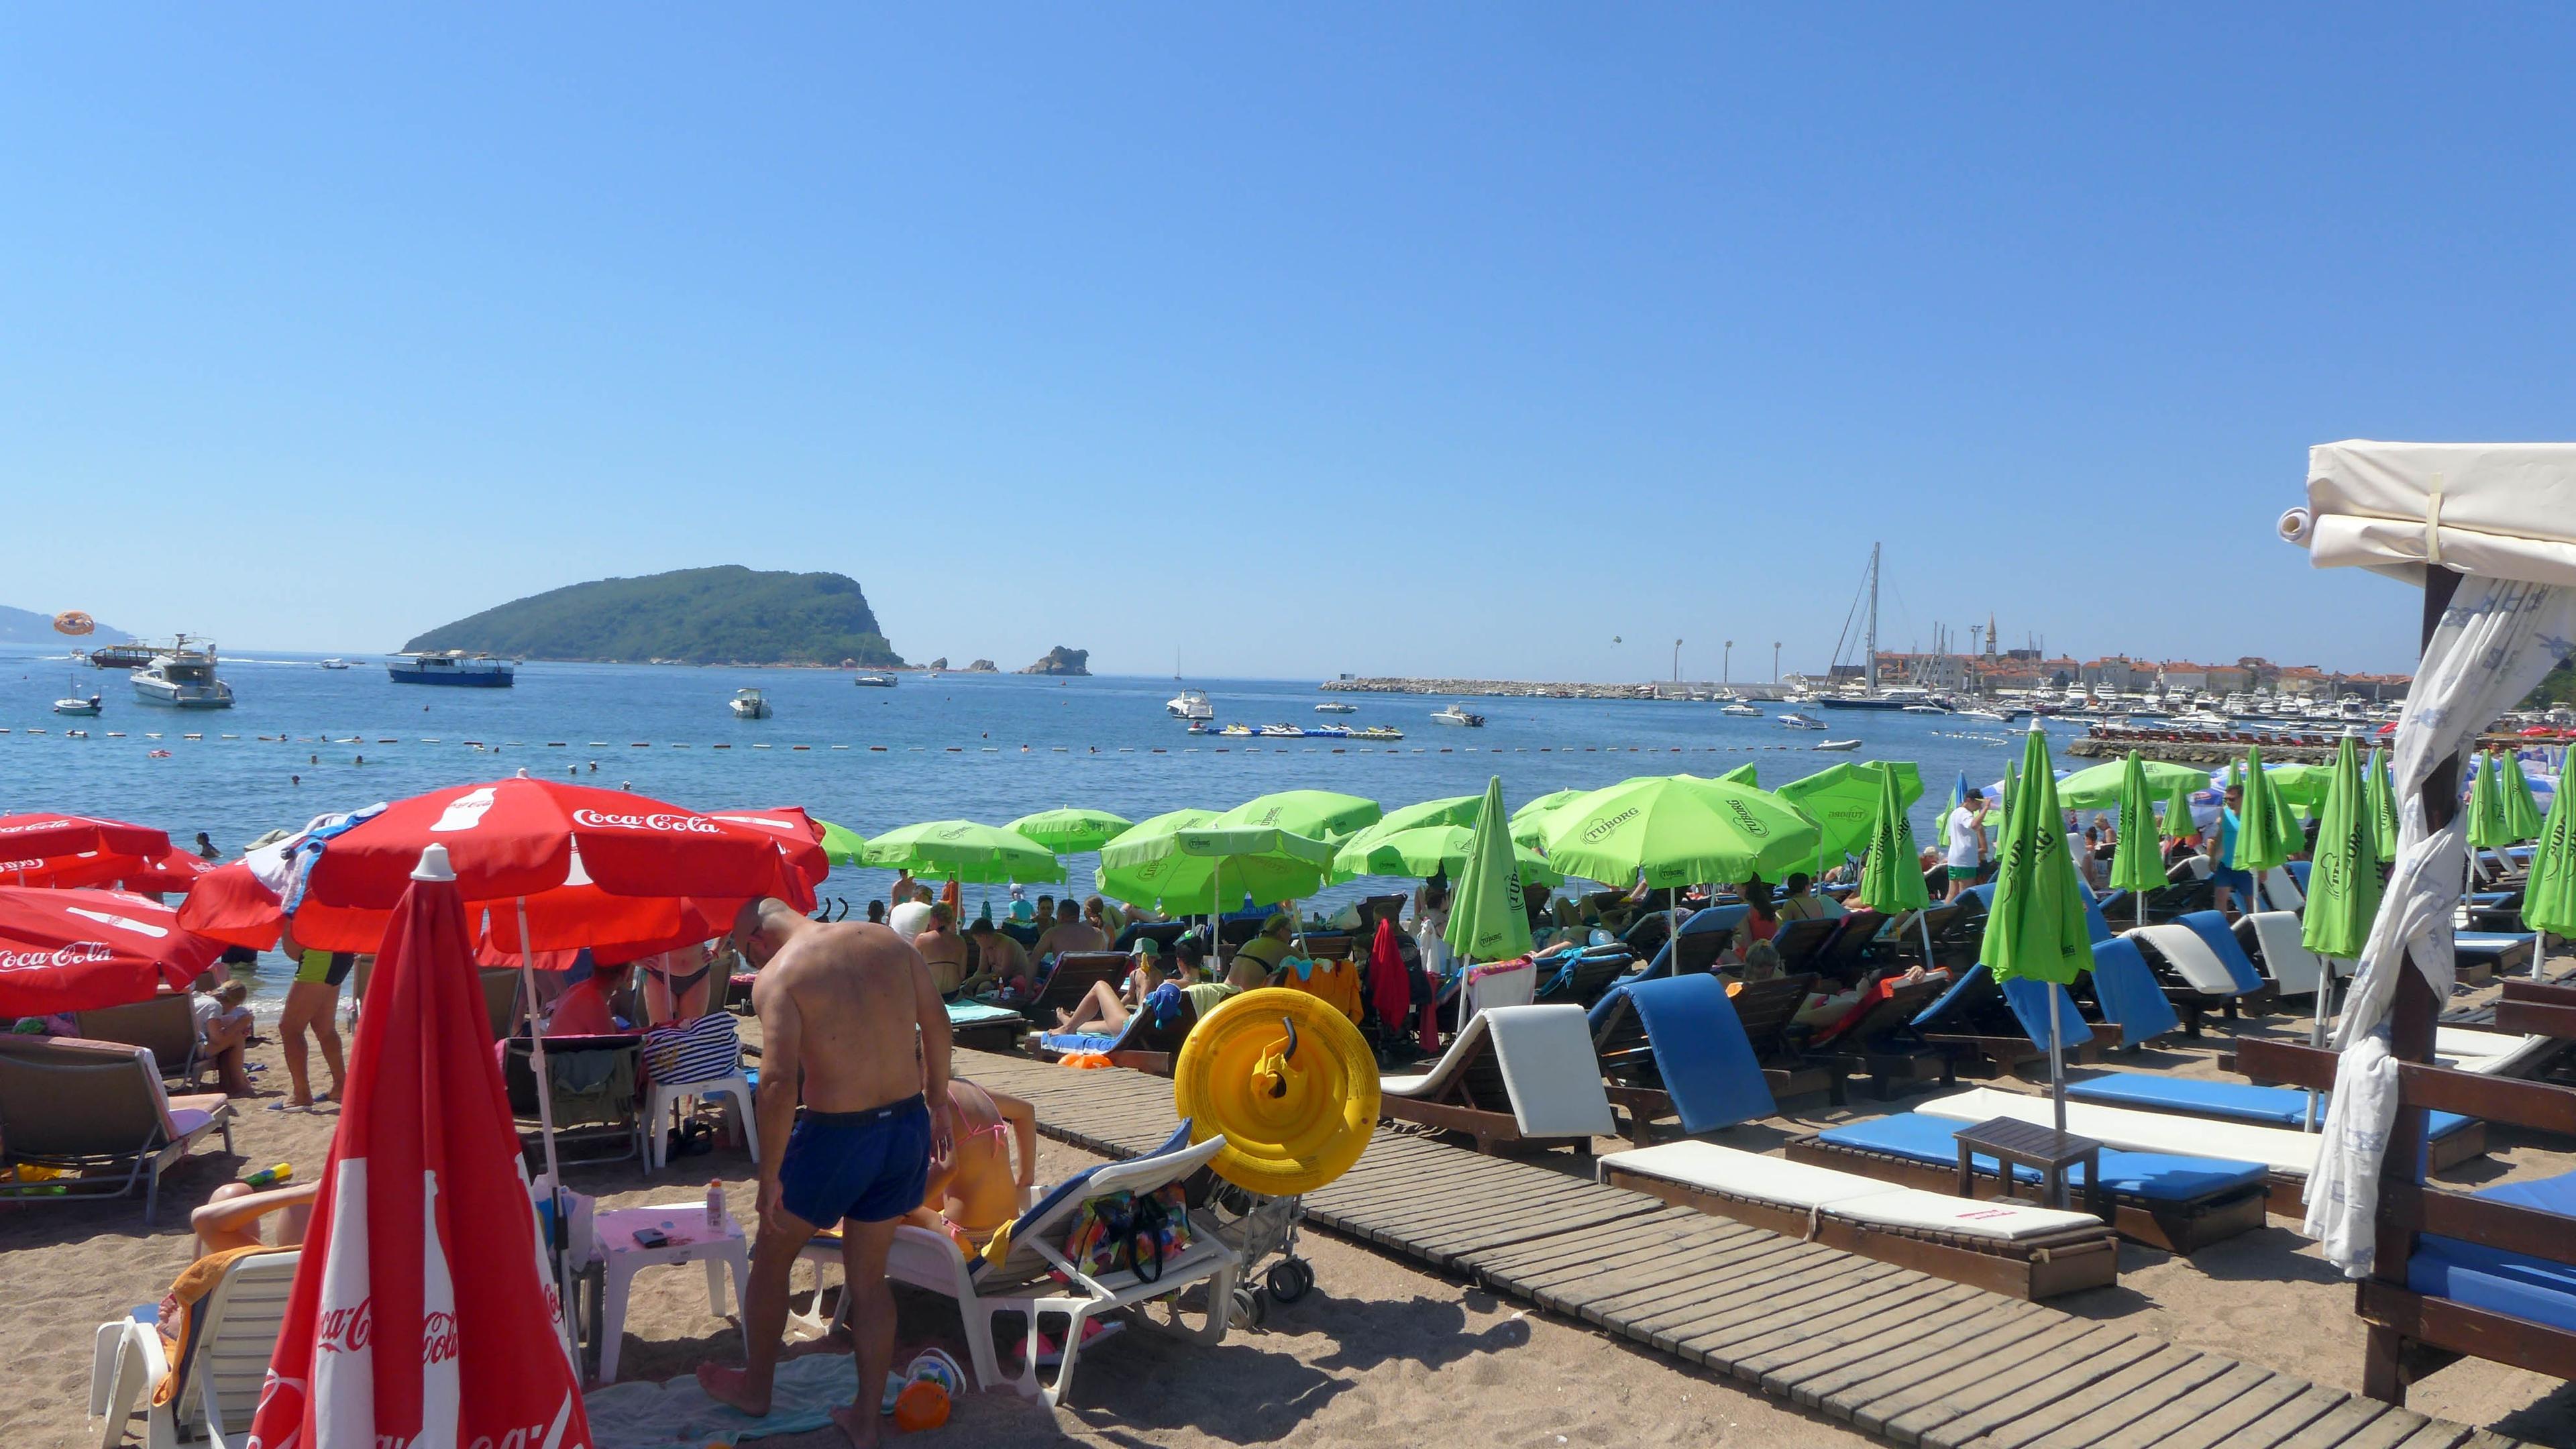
[[956, 1049, 2526, 1449]]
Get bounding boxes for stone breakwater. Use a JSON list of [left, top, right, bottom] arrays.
[[1319, 677, 1797, 702]]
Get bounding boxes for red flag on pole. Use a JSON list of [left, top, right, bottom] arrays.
[[247, 844, 590, 1449]]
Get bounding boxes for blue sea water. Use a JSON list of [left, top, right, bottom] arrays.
[[1, 647, 2069, 1006]]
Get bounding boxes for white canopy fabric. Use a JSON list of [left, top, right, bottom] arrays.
[[2282, 441, 2576, 590]]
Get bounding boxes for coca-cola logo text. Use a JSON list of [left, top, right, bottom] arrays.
[[0, 942, 117, 971], [422, 1309, 460, 1364], [317, 1297, 373, 1353], [0, 819, 75, 837], [571, 809, 722, 835]]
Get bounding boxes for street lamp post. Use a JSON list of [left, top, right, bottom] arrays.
[[1672, 638, 1683, 685], [1772, 641, 1782, 683], [1723, 639, 1733, 686]]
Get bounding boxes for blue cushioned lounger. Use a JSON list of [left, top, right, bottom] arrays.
[[1638, 904, 1748, 978], [2088, 938, 2182, 1045], [2065, 1072, 2474, 1140], [2410, 1168, 2576, 1334], [1813, 1112, 2269, 1202], [2075, 883, 2114, 947], [1911, 965, 2093, 1051], [2457, 931, 2538, 966], [1587, 975, 1775, 1134], [2174, 911, 2267, 994]]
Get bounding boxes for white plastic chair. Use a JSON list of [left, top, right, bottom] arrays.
[[643, 1072, 757, 1173], [90, 1250, 300, 1448]]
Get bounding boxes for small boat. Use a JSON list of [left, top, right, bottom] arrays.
[[1257, 723, 1306, 738], [729, 687, 772, 720], [84, 643, 158, 671], [1814, 739, 1864, 752], [1352, 725, 1405, 741], [1168, 688, 1214, 720], [318, 658, 350, 670], [53, 694, 103, 716], [1429, 705, 1486, 728], [1218, 722, 1254, 737], [388, 650, 515, 688], [1185, 720, 1210, 735], [1313, 702, 1358, 714], [852, 672, 898, 688], [131, 637, 235, 709], [1900, 703, 1951, 715], [1776, 712, 1827, 731], [1957, 708, 2010, 722], [1717, 702, 1763, 717]]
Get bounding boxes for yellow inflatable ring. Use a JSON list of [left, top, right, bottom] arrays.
[[1173, 986, 1379, 1197]]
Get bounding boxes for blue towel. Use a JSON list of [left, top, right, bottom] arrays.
[[1815, 1111, 2269, 1203], [1589, 975, 1774, 1133], [2174, 911, 2266, 994], [2065, 1073, 2472, 1138], [2088, 938, 2182, 1045]]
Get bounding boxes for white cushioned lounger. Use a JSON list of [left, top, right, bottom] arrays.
[[2245, 911, 2336, 994], [2434, 1026, 2559, 1077], [2131, 923, 2243, 994], [1603, 1141, 2099, 1240], [1918, 1086, 2320, 1177], [2257, 867, 2305, 912], [1383, 1004, 1616, 1140]]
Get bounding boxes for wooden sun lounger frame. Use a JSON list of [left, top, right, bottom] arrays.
[[1598, 1159, 2121, 1302], [1809, 975, 1956, 1101], [1782, 1130, 2268, 1254], [1029, 1006, 1192, 1076], [1381, 1028, 1597, 1158]]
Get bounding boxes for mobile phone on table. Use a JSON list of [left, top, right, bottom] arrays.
[[633, 1226, 669, 1249]]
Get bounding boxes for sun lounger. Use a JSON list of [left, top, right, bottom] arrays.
[[1597, 1140, 2117, 1300], [1767, 915, 1841, 968], [2235, 911, 2337, 997], [1034, 994, 1193, 1073], [1585, 975, 1775, 1143], [2433, 1026, 2566, 1077], [1807, 973, 1955, 1100], [2087, 938, 2182, 1047], [2405, 1167, 2576, 1338], [2255, 865, 2305, 912], [1380, 1004, 1615, 1155], [2457, 931, 2538, 977], [1812, 908, 1896, 977], [501, 1032, 645, 1164], [72, 996, 205, 1090], [1532, 943, 1638, 1008], [1002, 951, 1134, 1024], [1909, 965, 2114, 1078], [2129, 914, 2268, 1035], [90, 1248, 300, 1448], [0, 1035, 235, 1225], [794, 1122, 1237, 1406], [2061, 1071, 2486, 1170], [1721, 972, 1841, 1105], [1636, 905, 1746, 979], [1786, 1109, 2271, 1252]]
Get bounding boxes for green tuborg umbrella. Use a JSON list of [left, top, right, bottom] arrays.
[[2106, 752, 2165, 927], [1337, 795, 1483, 861], [1208, 790, 1382, 843], [814, 818, 869, 866], [1509, 789, 1591, 849], [2365, 746, 2399, 859], [2234, 745, 2302, 883], [2523, 767, 2576, 967], [2500, 751, 2546, 843], [1856, 760, 1936, 965], [1718, 762, 1760, 786], [861, 819, 1066, 884], [1978, 727, 2094, 1161], [2056, 757, 2212, 811], [1778, 762, 1925, 875], [2161, 776, 2200, 842], [1540, 774, 1823, 892], [1005, 807, 1134, 855], [2467, 751, 2516, 853], [1335, 823, 1562, 888], [2299, 733, 2385, 1125], [1445, 777, 1534, 965], [1099, 812, 1337, 917]]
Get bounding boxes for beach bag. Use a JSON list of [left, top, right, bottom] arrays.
[[1062, 1184, 1193, 1281]]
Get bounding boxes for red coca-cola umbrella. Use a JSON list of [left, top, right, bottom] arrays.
[[0, 887, 221, 1015], [113, 850, 215, 895], [0, 814, 175, 888], [247, 844, 592, 1449]]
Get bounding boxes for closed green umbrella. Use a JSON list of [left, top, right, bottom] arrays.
[[1445, 776, 1534, 965], [2467, 751, 2516, 854], [1856, 761, 1936, 966], [1005, 807, 1134, 855], [1542, 774, 1822, 975], [1777, 761, 1925, 875], [2106, 751, 2165, 928], [861, 819, 1065, 885], [2500, 751, 2546, 843], [2162, 777, 2200, 843], [2056, 757, 2212, 811], [2523, 769, 2576, 975], [1099, 811, 1336, 918], [1509, 789, 1590, 849], [1338, 795, 1482, 860], [813, 818, 869, 867], [1209, 790, 1382, 842], [1334, 823, 1562, 888], [2300, 733, 2384, 1124], [2234, 745, 2302, 888], [1980, 727, 2093, 1163], [2365, 746, 2399, 859]]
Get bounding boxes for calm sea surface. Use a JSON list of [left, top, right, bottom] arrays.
[[1, 648, 2077, 1009]]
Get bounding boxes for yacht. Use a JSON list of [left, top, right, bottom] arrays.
[[1956, 706, 2011, 723], [1820, 684, 1937, 712], [131, 637, 235, 709], [1776, 712, 1828, 731], [851, 672, 897, 688], [1429, 704, 1486, 727], [388, 651, 515, 688], [729, 687, 773, 720], [1167, 688, 1214, 720], [1717, 700, 1764, 717], [1313, 701, 1358, 714], [53, 692, 103, 716]]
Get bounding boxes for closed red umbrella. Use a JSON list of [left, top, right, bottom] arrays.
[[247, 843, 591, 1449], [113, 850, 215, 895], [0, 887, 219, 1015], [0, 813, 170, 865]]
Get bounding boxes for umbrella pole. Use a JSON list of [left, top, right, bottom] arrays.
[[2047, 984, 2068, 1206], [1917, 910, 1935, 971], [516, 899, 574, 1347], [2306, 961, 2336, 1131]]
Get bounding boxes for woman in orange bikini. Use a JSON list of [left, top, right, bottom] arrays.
[[906, 1079, 1036, 1253]]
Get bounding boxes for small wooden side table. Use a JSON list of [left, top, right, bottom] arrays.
[[1953, 1115, 2104, 1215]]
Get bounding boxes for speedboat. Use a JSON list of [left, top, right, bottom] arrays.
[[729, 687, 773, 720], [1313, 702, 1358, 714], [53, 694, 103, 716], [852, 672, 897, 688], [1257, 723, 1306, 738], [1352, 724, 1405, 741], [1168, 688, 1214, 720], [1718, 701, 1762, 717], [1957, 707, 2010, 722], [1429, 705, 1486, 727], [1900, 703, 1951, 714], [1185, 720, 1210, 734], [1218, 722, 1254, 737], [318, 657, 350, 670], [1814, 739, 1864, 751], [131, 637, 235, 709], [1776, 712, 1827, 731]]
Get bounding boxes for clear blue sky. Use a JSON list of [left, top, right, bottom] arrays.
[[7, 7, 2570, 679]]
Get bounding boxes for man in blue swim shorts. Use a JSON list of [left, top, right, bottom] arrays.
[[697, 899, 955, 1449]]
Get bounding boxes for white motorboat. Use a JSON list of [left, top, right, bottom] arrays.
[[852, 672, 897, 688], [1814, 739, 1864, 751], [1776, 712, 1827, 731], [1168, 688, 1214, 720], [1900, 703, 1951, 714], [1257, 723, 1305, 738], [318, 657, 350, 670], [1957, 708, 2011, 722], [729, 687, 772, 720], [1429, 704, 1486, 727], [1718, 702, 1763, 717], [1185, 720, 1210, 735], [388, 651, 515, 687], [53, 693, 103, 716], [130, 637, 234, 709], [1313, 701, 1358, 714]]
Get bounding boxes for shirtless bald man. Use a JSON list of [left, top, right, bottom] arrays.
[[696, 899, 955, 1447]]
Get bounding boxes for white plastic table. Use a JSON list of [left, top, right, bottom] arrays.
[[584, 1201, 750, 1383]]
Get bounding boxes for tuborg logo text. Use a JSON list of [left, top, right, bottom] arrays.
[[1580, 808, 1640, 844]]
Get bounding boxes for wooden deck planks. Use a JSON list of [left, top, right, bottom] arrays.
[[954, 1049, 2525, 1449]]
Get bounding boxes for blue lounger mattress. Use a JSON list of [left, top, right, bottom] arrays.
[[2456, 932, 2536, 961], [2064, 1073, 2476, 1140], [1814, 1111, 2268, 1203], [2410, 1168, 2576, 1334]]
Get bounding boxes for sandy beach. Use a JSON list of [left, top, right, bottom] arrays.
[[13, 985, 2576, 1449]]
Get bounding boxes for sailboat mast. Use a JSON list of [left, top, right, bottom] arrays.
[[1866, 541, 1880, 693]]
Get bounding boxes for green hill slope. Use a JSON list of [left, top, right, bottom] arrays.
[[404, 566, 902, 666]]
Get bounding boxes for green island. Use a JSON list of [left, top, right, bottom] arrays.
[[402, 565, 903, 667]]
